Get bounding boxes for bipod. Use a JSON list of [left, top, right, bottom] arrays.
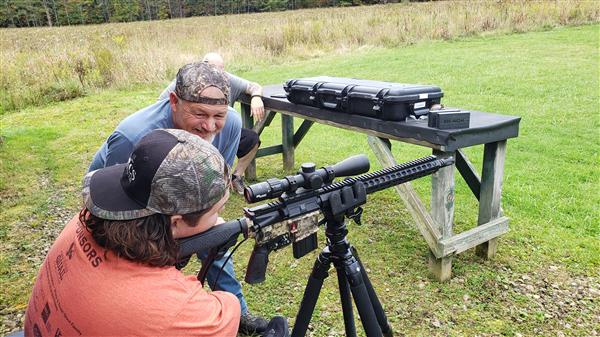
[[291, 185, 393, 337]]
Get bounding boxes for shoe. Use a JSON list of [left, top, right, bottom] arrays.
[[239, 312, 269, 335], [231, 174, 246, 195], [261, 316, 289, 337]]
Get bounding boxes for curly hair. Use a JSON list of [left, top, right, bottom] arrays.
[[79, 206, 210, 267]]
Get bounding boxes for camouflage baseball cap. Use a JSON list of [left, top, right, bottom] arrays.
[[175, 62, 230, 105], [82, 129, 229, 221]]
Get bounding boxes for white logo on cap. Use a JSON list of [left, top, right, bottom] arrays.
[[126, 158, 136, 183]]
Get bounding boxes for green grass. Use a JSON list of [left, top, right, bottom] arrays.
[[1, 25, 599, 336]]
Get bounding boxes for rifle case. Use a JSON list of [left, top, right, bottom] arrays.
[[283, 76, 443, 121]]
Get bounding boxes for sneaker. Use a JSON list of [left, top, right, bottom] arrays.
[[261, 316, 289, 337], [239, 312, 269, 335], [231, 174, 246, 195]]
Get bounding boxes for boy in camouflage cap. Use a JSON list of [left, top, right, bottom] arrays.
[[26, 129, 241, 336]]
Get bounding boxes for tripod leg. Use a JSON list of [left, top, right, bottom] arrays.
[[344, 259, 382, 337], [291, 251, 332, 337], [336, 266, 357, 337], [352, 247, 393, 337]]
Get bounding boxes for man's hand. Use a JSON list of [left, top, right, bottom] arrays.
[[215, 217, 225, 226], [250, 96, 265, 121], [246, 81, 265, 121]]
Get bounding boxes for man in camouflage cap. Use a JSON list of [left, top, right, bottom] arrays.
[[159, 52, 266, 196], [90, 62, 239, 170], [88, 62, 269, 334]]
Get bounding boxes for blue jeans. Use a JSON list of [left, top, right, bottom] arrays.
[[202, 251, 249, 315]]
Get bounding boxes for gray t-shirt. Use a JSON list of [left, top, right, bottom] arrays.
[[158, 72, 249, 107]]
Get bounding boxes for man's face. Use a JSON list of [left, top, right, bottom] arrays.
[[170, 87, 228, 142]]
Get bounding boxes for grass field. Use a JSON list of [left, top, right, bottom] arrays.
[[1, 0, 598, 114], [1, 24, 599, 336]]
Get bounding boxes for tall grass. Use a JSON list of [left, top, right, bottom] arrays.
[[1, 0, 598, 113]]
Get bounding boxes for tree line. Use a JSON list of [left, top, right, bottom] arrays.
[[0, 0, 416, 28]]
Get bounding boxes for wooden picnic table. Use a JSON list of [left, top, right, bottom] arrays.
[[239, 84, 521, 281]]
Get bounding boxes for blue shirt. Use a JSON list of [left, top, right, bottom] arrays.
[[89, 99, 241, 171]]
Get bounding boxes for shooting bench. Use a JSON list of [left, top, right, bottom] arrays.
[[239, 85, 521, 282]]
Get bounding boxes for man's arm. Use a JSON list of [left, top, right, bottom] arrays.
[[229, 73, 265, 121], [245, 81, 262, 97], [104, 131, 135, 168]]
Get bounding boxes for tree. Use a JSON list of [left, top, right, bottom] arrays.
[[0, 0, 422, 27], [41, 0, 53, 26]]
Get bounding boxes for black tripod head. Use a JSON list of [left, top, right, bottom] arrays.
[[244, 154, 370, 203]]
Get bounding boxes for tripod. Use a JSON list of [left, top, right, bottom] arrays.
[[291, 187, 393, 337]]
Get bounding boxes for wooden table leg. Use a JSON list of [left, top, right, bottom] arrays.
[[282, 114, 294, 171], [476, 140, 507, 259], [428, 149, 455, 282], [241, 103, 257, 181]]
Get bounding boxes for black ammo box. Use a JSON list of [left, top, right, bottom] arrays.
[[428, 109, 471, 129], [284, 76, 443, 121]]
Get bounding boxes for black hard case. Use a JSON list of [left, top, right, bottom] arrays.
[[284, 76, 443, 121]]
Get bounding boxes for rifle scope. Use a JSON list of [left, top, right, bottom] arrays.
[[244, 154, 370, 203]]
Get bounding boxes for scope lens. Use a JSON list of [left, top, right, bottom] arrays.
[[245, 179, 288, 203], [244, 181, 273, 203], [243, 187, 254, 203]]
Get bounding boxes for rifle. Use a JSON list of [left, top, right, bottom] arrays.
[[177, 154, 454, 284]]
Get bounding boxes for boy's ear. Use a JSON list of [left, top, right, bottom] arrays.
[[170, 215, 183, 235]]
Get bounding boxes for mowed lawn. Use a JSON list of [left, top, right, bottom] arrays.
[[1, 25, 598, 336]]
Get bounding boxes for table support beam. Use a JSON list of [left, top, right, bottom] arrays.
[[293, 120, 314, 147], [282, 115, 295, 170], [440, 216, 509, 255], [455, 149, 481, 200], [257, 145, 283, 157], [367, 136, 443, 258], [476, 140, 507, 259], [255, 119, 313, 159], [254, 110, 277, 136]]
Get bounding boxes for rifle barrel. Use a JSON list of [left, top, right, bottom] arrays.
[[319, 156, 453, 195]]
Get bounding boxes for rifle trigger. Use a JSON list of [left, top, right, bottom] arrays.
[[347, 207, 363, 225]]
